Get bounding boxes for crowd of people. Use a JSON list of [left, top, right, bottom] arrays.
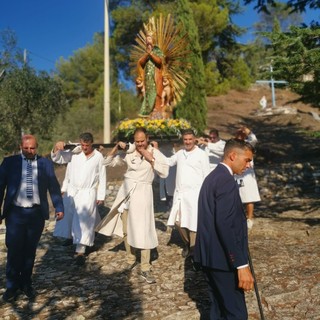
[[0, 125, 260, 319]]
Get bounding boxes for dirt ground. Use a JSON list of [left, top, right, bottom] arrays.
[[206, 85, 320, 163]]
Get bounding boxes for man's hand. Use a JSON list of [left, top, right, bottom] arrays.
[[197, 137, 208, 146], [54, 141, 65, 153], [238, 266, 254, 292], [150, 141, 159, 149], [96, 200, 104, 206], [139, 148, 154, 163], [56, 212, 64, 221]]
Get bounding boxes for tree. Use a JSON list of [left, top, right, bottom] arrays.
[[263, 23, 320, 105], [0, 66, 66, 156], [0, 29, 24, 70], [55, 32, 140, 142], [174, 0, 207, 133], [244, 0, 320, 12], [253, 1, 303, 34]]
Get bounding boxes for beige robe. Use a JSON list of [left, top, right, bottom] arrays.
[[96, 146, 169, 249]]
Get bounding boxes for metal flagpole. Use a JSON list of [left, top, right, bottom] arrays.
[[248, 248, 266, 320], [104, 0, 111, 143]]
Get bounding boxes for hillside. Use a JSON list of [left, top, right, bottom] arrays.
[[206, 85, 320, 165]]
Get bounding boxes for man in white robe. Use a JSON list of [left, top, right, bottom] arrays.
[[51, 132, 106, 265], [96, 127, 169, 284], [198, 128, 226, 171], [167, 129, 210, 258], [234, 126, 261, 230]]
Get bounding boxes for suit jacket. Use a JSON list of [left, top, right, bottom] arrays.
[[194, 163, 248, 271], [0, 154, 64, 220]]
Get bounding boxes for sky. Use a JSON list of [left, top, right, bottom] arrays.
[[1, 0, 319, 73]]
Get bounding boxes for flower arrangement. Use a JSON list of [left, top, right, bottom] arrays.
[[113, 118, 194, 139]]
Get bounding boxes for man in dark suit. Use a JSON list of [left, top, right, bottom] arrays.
[[0, 135, 64, 302], [194, 139, 255, 320]]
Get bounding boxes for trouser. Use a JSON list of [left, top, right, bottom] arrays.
[[5, 205, 45, 290], [204, 267, 248, 320], [175, 221, 196, 255], [121, 210, 151, 272]]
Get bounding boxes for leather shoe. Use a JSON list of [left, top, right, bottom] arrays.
[[2, 288, 18, 302], [182, 245, 190, 258], [21, 286, 36, 299], [74, 254, 86, 266]]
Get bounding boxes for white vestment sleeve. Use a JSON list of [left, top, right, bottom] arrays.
[[207, 141, 225, 159], [153, 149, 169, 179], [166, 153, 178, 167], [97, 157, 107, 201], [51, 150, 73, 164], [61, 163, 71, 193]]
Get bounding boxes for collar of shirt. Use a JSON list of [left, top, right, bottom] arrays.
[[220, 162, 233, 175], [21, 154, 38, 161], [183, 145, 198, 158]]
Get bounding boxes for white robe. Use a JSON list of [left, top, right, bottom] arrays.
[[205, 139, 226, 171], [167, 146, 210, 231], [159, 144, 177, 200], [96, 146, 169, 250], [235, 132, 261, 203], [53, 150, 106, 247]]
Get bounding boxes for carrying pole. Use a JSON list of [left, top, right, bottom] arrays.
[[248, 248, 266, 320]]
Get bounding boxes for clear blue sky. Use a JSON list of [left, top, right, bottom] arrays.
[[1, 0, 318, 73]]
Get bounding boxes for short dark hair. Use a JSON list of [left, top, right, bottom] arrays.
[[209, 128, 219, 136], [79, 132, 94, 143], [224, 138, 255, 156], [182, 128, 195, 137]]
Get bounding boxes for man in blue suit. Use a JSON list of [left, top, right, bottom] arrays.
[[0, 135, 64, 302], [194, 139, 255, 320]]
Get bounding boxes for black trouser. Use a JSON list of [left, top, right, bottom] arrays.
[[5, 206, 45, 290], [203, 267, 248, 320]]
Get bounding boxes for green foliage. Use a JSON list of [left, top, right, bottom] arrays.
[[54, 32, 139, 142], [174, 0, 207, 133], [0, 29, 24, 69], [204, 61, 230, 96], [188, 0, 252, 94], [244, 0, 320, 13], [263, 24, 320, 105], [253, 1, 303, 35], [228, 58, 252, 90], [57, 33, 104, 102], [189, 0, 229, 54], [0, 66, 66, 156]]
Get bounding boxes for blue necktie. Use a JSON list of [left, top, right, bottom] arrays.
[[26, 159, 33, 198]]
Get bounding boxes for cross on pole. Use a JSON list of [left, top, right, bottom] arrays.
[[256, 64, 288, 108]]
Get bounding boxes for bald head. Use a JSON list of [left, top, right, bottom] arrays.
[[21, 135, 38, 159]]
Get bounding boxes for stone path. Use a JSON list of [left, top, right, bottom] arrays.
[[1, 178, 320, 319]]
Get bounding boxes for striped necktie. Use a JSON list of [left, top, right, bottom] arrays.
[[26, 159, 33, 198]]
